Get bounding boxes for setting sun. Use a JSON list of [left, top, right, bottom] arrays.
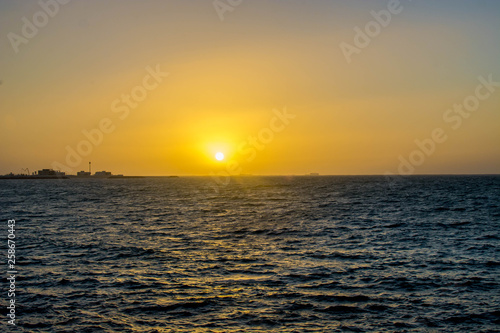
[[215, 152, 225, 161], [0, 1, 499, 332]]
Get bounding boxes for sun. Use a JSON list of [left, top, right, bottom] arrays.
[[215, 152, 225, 161]]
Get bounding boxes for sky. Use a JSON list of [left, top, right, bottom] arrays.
[[0, 0, 499, 176]]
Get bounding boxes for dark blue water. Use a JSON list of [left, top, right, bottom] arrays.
[[1, 176, 499, 332]]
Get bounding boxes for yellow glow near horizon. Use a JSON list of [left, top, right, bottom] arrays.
[[0, 2, 499, 176]]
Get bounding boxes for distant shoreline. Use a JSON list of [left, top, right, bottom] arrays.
[[0, 175, 151, 180], [0, 174, 498, 180]]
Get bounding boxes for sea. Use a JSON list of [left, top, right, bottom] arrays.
[[1, 175, 499, 332]]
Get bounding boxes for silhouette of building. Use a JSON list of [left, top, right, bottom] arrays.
[[37, 169, 65, 176], [77, 171, 91, 177], [94, 171, 112, 177]]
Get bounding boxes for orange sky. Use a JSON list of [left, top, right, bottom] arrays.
[[0, 0, 499, 176]]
